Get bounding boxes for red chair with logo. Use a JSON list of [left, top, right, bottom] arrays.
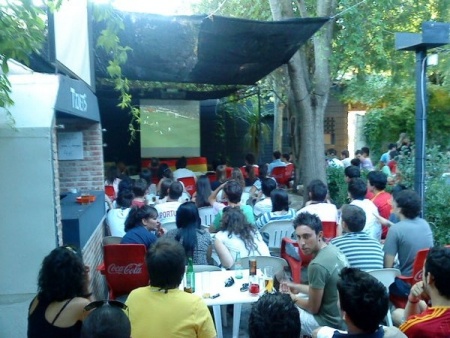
[[283, 163, 294, 187], [281, 237, 313, 284], [271, 166, 287, 187], [322, 221, 337, 243], [177, 177, 196, 196], [390, 247, 430, 308], [103, 244, 149, 300], [105, 185, 116, 201]]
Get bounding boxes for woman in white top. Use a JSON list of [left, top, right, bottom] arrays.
[[106, 189, 133, 237], [214, 207, 270, 269]]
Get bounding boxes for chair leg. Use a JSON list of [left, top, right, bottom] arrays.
[[221, 305, 228, 327]]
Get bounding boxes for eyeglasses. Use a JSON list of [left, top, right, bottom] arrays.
[[62, 245, 78, 255], [84, 300, 128, 314]]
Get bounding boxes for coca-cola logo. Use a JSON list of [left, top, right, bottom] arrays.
[[107, 263, 143, 275], [414, 269, 423, 282]]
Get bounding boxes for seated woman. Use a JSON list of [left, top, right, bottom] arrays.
[[210, 164, 227, 191], [131, 179, 148, 208], [121, 205, 162, 250], [231, 167, 246, 190], [214, 207, 270, 269], [255, 189, 296, 230], [165, 202, 212, 265], [28, 246, 92, 338], [156, 178, 173, 204], [191, 175, 212, 208], [106, 189, 133, 237]]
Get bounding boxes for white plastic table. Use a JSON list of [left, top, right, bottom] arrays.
[[194, 269, 264, 338]]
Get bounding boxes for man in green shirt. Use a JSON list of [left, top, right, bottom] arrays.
[[288, 212, 348, 336]]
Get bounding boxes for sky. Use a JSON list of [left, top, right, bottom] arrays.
[[99, 0, 201, 15]]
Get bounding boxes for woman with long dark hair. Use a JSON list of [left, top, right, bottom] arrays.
[[120, 205, 161, 249], [255, 189, 296, 229], [211, 164, 227, 190], [28, 247, 91, 338], [165, 202, 212, 265], [214, 207, 269, 269], [191, 175, 212, 208]]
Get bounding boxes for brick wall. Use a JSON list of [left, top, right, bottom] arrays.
[[324, 95, 348, 154], [82, 219, 108, 300], [57, 119, 105, 193]]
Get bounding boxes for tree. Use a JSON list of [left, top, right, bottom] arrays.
[[0, 1, 47, 114]]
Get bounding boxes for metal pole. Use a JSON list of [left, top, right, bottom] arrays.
[[415, 48, 427, 216]]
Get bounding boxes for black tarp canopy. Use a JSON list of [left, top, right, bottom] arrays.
[[93, 12, 329, 100]]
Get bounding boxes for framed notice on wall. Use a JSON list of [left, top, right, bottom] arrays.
[[57, 132, 84, 160]]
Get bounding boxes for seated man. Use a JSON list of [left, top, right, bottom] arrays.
[[348, 178, 382, 241], [173, 156, 197, 181], [155, 181, 182, 225], [383, 189, 433, 276], [330, 205, 384, 271], [248, 293, 300, 338], [81, 302, 131, 338], [398, 246, 450, 338], [126, 238, 216, 338], [313, 268, 406, 338], [288, 212, 348, 337], [297, 179, 338, 224], [268, 150, 286, 174], [253, 178, 277, 217], [208, 180, 255, 233]]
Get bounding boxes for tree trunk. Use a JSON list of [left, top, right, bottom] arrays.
[[269, 0, 336, 196]]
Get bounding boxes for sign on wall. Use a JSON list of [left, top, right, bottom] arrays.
[[57, 132, 84, 160]]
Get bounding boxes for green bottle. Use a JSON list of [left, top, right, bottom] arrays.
[[185, 257, 195, 293]]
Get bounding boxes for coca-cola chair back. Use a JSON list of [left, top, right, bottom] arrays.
[[103, 244, 149, 300], [177, 177, 196, 196], [271, 166, 286, 186]]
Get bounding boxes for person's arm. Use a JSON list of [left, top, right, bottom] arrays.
[[286, 282, 309, 294], [404, 281, 428, 319], [384, 253, 395, 268], [291, 286, 324, 314], [214, 238, 234, 269], [208, 182, 227, 206], [375, 213, 394, 227]]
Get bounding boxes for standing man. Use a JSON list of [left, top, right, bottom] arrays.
[[268, 150, 286, 174], [367, 171, 392, 239], [379, 143, 397, 167], [398, 246, 450, 337], [383, 189, 433, 276], [288, 212, 348, 337]]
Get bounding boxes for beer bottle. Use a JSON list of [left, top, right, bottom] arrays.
[[249, 256, 257, 276]]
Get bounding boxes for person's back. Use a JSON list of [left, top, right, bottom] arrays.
[[297, 179, 338, 223], [155, 182, 183, 225], [173, 156, 196, 180], [383, 190, 433, 275], [126, 239, 216, 338], [330, 205, 383, 271]]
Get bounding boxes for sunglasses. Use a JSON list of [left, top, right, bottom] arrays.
[[84, 300, 128, 314]]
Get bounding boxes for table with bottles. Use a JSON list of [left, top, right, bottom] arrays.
[[179, 266, 277, 338]]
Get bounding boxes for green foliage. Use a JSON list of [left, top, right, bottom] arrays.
[[326, 166, 348, 208], [363, 84, 450, 153], [397, 146, 450, 245], [0, 1, 47, 112]]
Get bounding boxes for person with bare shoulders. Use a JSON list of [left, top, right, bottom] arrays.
[[28, 246, 92, 338]]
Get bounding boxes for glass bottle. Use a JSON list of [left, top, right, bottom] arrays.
[[249, 256, 257, 276], [185, 257, 195, 293]]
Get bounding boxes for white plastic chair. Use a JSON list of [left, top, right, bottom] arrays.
[[198, 206, 215, 227], [162, 221, 177, 232], [259, 220, 295, 255], [367, 268, 401, 326], [240, 192, 250, 205]]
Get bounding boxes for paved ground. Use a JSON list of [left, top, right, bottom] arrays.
[[222, 191, 304, 337]]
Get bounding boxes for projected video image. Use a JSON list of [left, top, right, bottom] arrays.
[[140, 100, 200, 158]]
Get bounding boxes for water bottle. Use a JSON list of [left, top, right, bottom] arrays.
[[234, 252, 243, 279]]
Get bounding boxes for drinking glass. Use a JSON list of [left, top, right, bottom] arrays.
[[264, 266, 274, 293]]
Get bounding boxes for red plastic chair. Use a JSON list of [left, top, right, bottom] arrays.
[[177, 177, 196, 196], [105, 185, 116, 201], [225, 166, 233, 178], [322, 221, 337, 243], [283, 164, 294, 186], [390, 247, 430, 308], [281, 237, 313, 284], [103, 244, 149, 300], [271, 166, 287, 186], [205, 171, 216, 183]]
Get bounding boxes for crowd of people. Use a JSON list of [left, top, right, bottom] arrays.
[[27, 140, 450, 337]]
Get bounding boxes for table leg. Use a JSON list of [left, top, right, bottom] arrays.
[[212, 305, 223, 338], [232, 303, 242, 338]]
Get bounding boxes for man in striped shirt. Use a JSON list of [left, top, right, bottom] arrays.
[[330, 204, 383, 271]]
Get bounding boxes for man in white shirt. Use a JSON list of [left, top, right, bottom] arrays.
[[326, 148, 344, 168], [348, 178, 381, 241], [297, 179, 338, 223], [253, 178, 277, 217], [155, 181, 182, 225], [172, 156, 196, 181]]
